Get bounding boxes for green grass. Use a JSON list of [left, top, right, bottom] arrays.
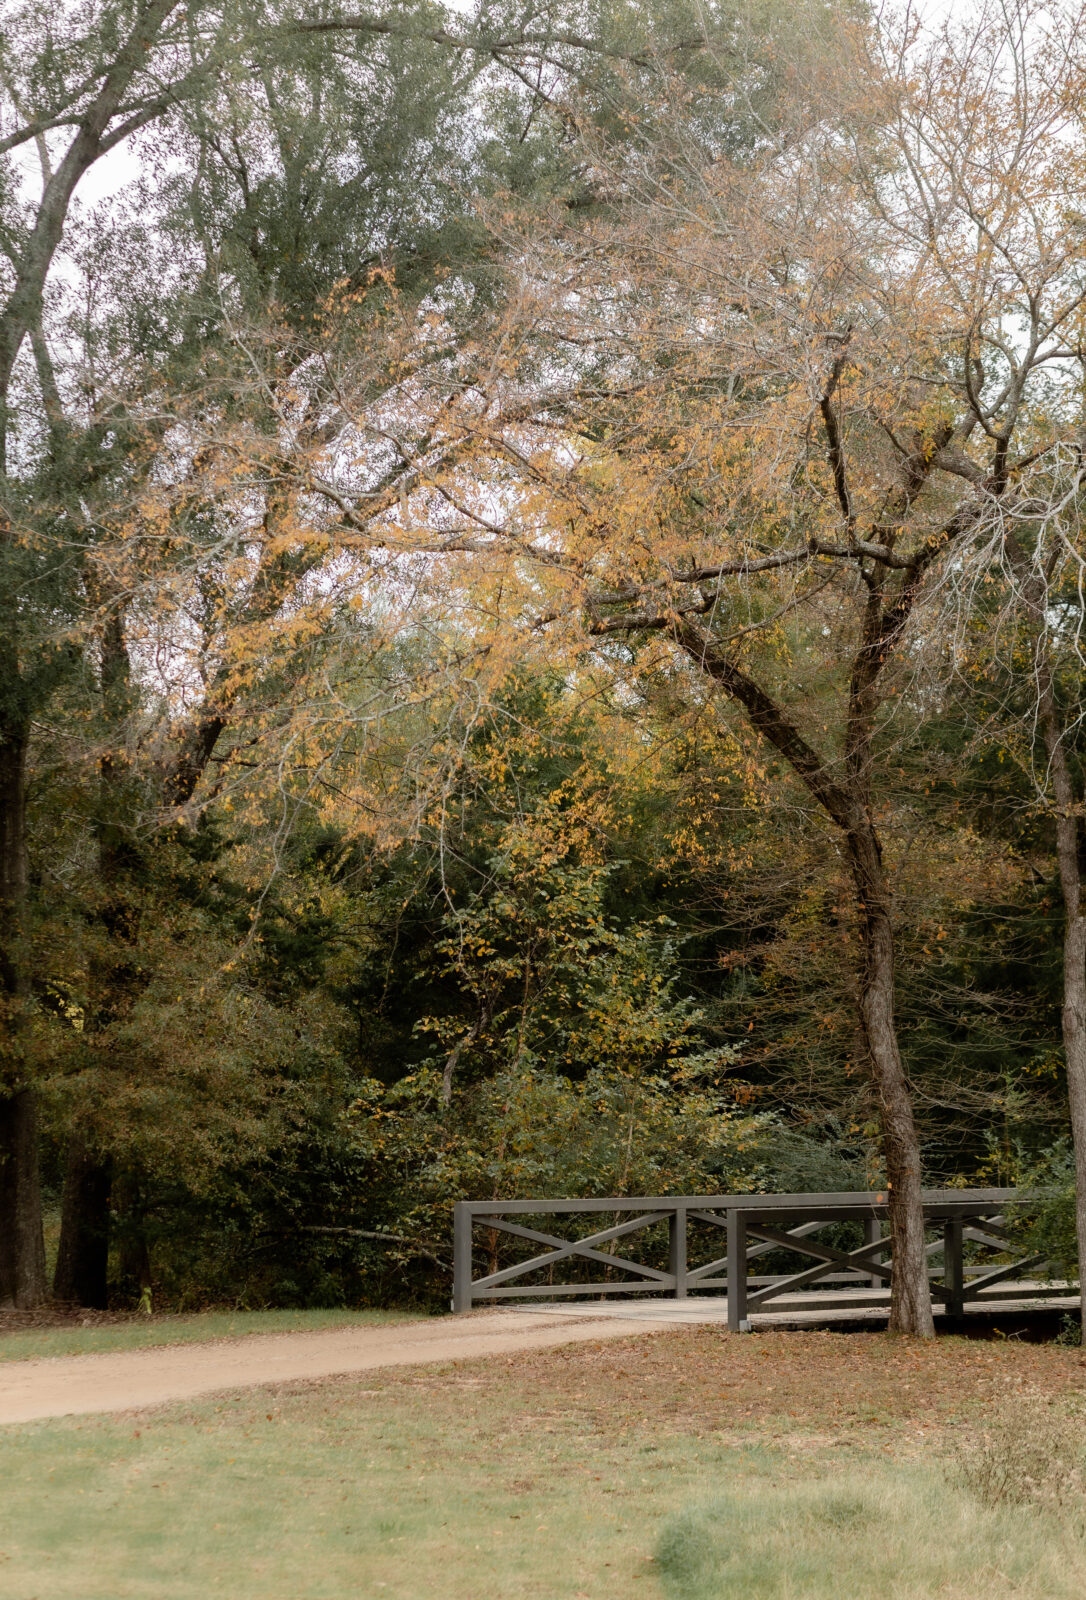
[[1, 1337, 1084, 1600], [0, 1307, 416, 1363], [3, 1378, 730, 1600], [655, 1470, 1086, 1600]]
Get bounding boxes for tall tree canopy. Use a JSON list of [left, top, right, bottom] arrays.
[[180, 0, 1086, 1330], [0, 0, 741, 1305], [3, 0, 1085, 1336]]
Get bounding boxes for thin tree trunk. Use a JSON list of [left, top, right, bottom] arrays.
[[113, 1173, 151, 1303], [673, 617, 935, 1334], [1037, 668, 1086, 1332], [52, 605, 133, 1306], [0, 726, 47, 1307], [840, 569, 934, 1338], [0, 1090, 47, 1307], [1005, 520, 1086, 1335], [1059, 911, 1086, 1331], [846, 818, 935, 1336], [52, 1138, 112, 1308]]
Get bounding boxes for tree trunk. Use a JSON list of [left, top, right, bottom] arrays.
[[1060, 912, 1086, 1332], [0, 726, 47, 1307], [52, 1138, 112, 1308], [846, 818, 935, 1336], [672, 617, 935, 1335], [1038, 667, 1086, 1333], [839, 566, 934, 1337], [52, 603, 136, 1308], [0, 1089, 47, 1307], [113, 1173, 151, 1304], [118, 1228, 151, 1303]]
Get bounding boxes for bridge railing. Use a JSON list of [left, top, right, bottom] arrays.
[[451, 1189, 1073, 1329]]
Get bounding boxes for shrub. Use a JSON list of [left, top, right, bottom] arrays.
[[655, 1468, 1086, 1600], [954, 1388, 1086, 1530]]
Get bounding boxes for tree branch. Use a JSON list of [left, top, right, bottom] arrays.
[[670, 618, 854, 828], [289, 15, 704, 70]]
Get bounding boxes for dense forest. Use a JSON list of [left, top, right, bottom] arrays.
[[1, 0, 1084, 1336]]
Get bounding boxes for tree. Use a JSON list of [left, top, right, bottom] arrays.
[[0, 0, 520, 1305], [1, 0, 726, 1303], [851, 0, 1086, 1334], [508, 2, 1086, 1330], [334, 0, 1086, 1330], [97, 0, 1086, 1333], [939, 440, 1086, 1335]]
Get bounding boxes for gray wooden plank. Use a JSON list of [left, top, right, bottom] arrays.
[[460, 1187, 1022, 1217], [471, 1212, 672, 1292]]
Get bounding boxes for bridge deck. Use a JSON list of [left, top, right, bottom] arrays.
[[498, 1283, 1080, 1331]]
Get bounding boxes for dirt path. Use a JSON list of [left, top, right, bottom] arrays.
[[8, 1289, 1075, 1425], [0, 1309, 692, 1425]]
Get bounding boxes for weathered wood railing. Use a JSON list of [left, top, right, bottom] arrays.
[[452, 1189, 1074, 1330]]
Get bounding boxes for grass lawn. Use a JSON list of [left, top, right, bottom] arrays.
[[1, 1327, 1085, 1598], [0, 1307, 416, 1363]]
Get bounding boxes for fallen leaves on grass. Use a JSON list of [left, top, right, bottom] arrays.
[[369, 1327, 1086, 1454]]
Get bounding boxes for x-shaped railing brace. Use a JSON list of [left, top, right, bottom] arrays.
[[742, 1216, 1045, 1312], [744, 1223, 899, 1310], [469, 1211, 674, 1295], [681, 1215, 828, 1289]]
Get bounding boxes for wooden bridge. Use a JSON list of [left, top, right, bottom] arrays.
[[452, 1189, 1076, 1330]]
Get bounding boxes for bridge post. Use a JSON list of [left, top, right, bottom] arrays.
[[727, 1208, 750, 1331], [669, 1205, 688, 1299], [864, 1216, 883, 1288], [452, 1202, 473, 1312], [943, 1218, 965, 1318]]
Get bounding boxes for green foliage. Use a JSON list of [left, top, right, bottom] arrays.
[[323, 801, 774, 1300], [415, 811, 731, 1084], [23, 643, 1080, 1309], [1014, 1144, 1080, 1283], [349, 1054, 766, 1231]]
